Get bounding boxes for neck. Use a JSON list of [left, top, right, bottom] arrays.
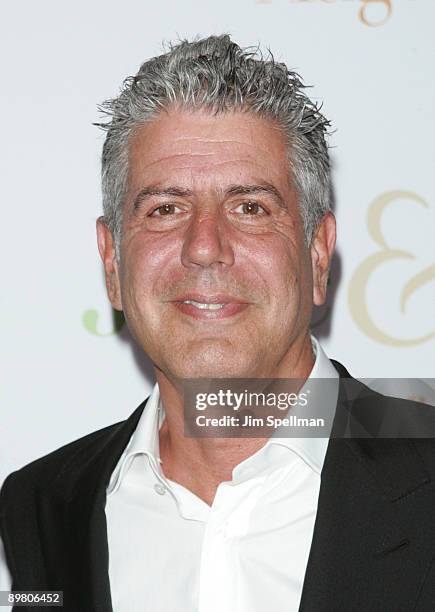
[[157, 334, 315, 506]]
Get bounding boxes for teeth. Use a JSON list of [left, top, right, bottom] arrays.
[[182, 300, 226, 310]]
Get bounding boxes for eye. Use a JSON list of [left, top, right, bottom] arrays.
[[149, 203, 183, 217], [233, 201, 268, 215]]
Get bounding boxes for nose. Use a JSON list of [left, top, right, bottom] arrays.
[[181, 209, 235, 269]]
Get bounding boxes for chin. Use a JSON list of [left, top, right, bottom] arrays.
[[180, 365, 245, 379], [167, 349, 252, 380]]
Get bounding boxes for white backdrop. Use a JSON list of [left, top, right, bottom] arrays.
[[1, 0, 434, 485]]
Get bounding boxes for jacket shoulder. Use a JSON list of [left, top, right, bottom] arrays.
[[0, 418, 126, 508]]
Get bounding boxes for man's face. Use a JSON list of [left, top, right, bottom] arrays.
[[97, 109, 335, 380]]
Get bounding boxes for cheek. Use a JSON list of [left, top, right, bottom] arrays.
[[122, 232, 179, 294], [248, 237, 311, 330], [245, 235, 300, 289]]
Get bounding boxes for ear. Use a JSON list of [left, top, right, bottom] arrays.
[[310, 212, 336, 306], [96, 217, 123, 311]]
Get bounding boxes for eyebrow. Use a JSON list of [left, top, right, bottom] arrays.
[[132, 183, 286, 210], [133, 187, 194, 210], [226, 184, 286, 209]]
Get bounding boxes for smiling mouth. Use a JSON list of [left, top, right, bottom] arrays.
[[181, 300, 226, 310], [172, 295, 249, 319]]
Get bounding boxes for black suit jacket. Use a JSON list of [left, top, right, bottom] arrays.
[[1, 361, 435, 611]]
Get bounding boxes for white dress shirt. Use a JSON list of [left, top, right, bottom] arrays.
[[0, 336, 338, 612], [105, 336, 338, 612]]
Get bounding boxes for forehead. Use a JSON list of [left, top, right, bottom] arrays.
[[126, 109, 292, 193]]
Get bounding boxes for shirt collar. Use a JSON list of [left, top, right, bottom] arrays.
[[106, 382, 163, 495], [268, 335, 339, 475], [107, 335, 338, 495]]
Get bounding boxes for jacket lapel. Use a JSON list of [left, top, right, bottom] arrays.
[[38, 400, 148, 612], [299, 362, 435, 611]]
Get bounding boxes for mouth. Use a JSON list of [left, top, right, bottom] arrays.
[[171, 293, 249, 320], [181, 299, 226, 310]]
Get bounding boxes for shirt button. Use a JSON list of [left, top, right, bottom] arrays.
[[154, 483, 166, 495]]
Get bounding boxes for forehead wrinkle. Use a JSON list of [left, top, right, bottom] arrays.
[[130, 151, 215, 171], [173, 136, 263, 147], [129, 153, 285, 182], [130, 141, 283, 168], [170, 139, 281, 161]]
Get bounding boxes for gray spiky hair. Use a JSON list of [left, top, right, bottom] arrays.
[[95, 35, 331, 256]]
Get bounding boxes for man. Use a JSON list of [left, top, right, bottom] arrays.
[[1, 35, 435, 612]]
